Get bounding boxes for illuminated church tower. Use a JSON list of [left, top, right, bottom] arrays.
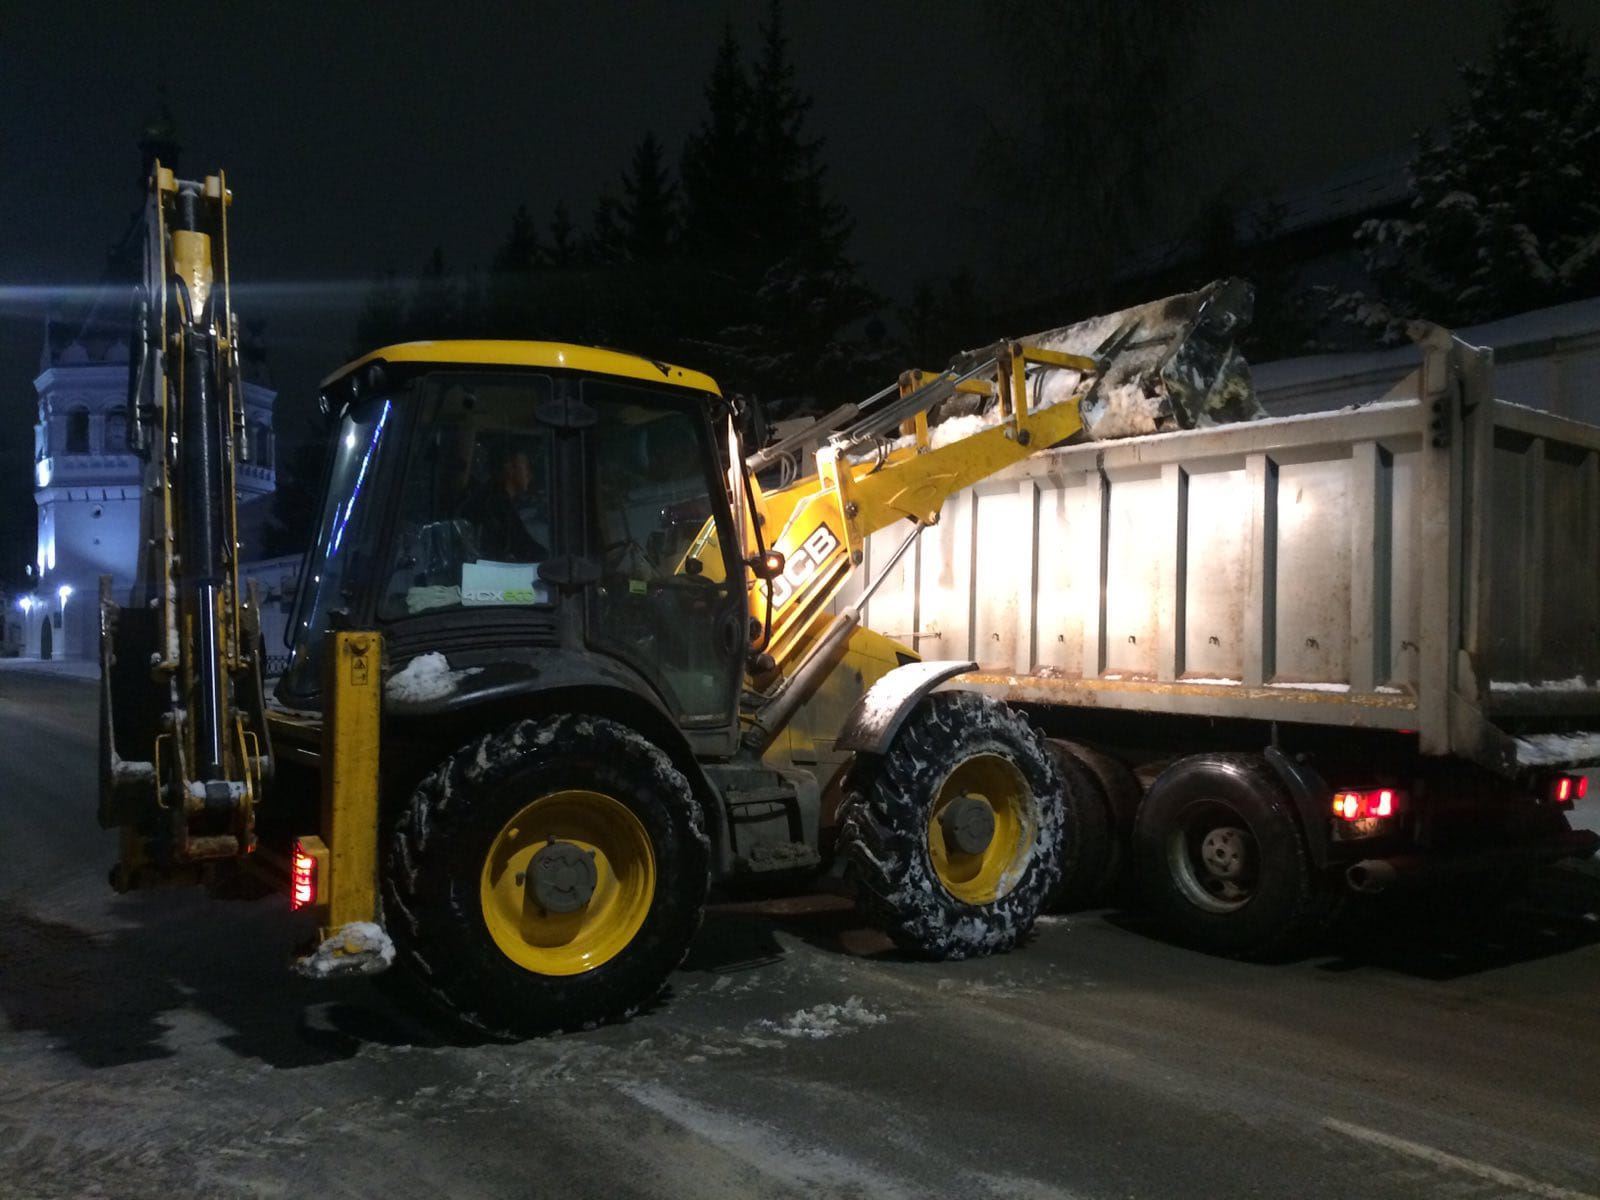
[[22, 118, 277, 659]]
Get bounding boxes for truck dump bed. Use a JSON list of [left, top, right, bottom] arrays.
[[849, 330, 1600, 774]]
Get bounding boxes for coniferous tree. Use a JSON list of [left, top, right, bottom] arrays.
[[409, 247, 463, 336], [679, 2, 882, 412], [681, 21, 756, 265], [545, 204, 581, 269], [616, 133, 678, 263], [352, 2, 884, 414], [1337, 0, 1600, 340], [352, 269, 408, 354], [492, 204, 542, 275]]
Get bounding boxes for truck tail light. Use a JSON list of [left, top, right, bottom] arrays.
[[1331, 788, 1403, 821], [1549, 774, 1587, 807], [291, 841, 319, 910]]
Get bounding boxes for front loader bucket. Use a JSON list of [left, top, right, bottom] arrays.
[[1028, 278, 1263, 440]]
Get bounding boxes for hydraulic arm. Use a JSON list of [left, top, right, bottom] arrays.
[[99, 164, 274, 888], [736, 278, 1261, 717]]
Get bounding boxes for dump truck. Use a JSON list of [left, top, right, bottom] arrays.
[[99, 166, 1267, 1034], [849, 324, 1600, 953]]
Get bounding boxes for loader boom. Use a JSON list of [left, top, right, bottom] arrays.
[[737, 279, 1260, 689]]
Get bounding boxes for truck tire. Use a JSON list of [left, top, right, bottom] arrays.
[[1133, 753, 1324, 958], [383, 714, 709, 1037], [1055, 740, 1142, 894], [1045, 742, 1116, 911], [839, 691, 1068, 959]]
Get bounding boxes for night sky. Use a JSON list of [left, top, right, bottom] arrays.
[[3, 0, 1598, 477]]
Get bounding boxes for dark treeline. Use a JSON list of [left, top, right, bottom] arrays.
[[354, 4, 889, 419]]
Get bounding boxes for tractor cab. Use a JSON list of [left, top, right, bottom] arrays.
[[279, 341, 750, 754]]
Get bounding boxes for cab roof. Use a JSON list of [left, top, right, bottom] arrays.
[[321, 339, 722, 396]]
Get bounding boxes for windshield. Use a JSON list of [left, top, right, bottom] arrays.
[[375, 372, 555, 620], [279, 395, 394, 696]]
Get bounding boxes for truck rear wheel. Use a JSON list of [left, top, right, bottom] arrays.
[[383, 714, 709, 1037], [839, 691, 1068, 959], [1133, 753, 1323, 958], [1046, 740, 1140, 910], [1044, 743, 1113, 911]]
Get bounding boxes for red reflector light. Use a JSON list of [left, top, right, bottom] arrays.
[[1548, 774, 1586, 806], [291, 842, 317, 910], [1332, 788, 1406, 821]]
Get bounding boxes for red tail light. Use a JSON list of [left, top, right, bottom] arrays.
[[291, 842, 318, 910], [1331, 788, 1404, 821], [1548, 774, 1587, 807]]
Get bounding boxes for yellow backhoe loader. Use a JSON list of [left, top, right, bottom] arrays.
[[100, 167, 1262, 1034]]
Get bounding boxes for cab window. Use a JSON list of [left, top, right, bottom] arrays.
[[378, 373, 555, 620]]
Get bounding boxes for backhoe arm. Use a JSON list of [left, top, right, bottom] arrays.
[[99, 164, 273, 889]]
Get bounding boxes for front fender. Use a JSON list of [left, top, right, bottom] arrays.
[[833, 659, 977, 757]]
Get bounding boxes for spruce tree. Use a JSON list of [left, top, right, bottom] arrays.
[[618, 133, 678, 263], [680, 21, 756, 264], [678, 2, 882, 412], [1340, 0, 1600, 339]]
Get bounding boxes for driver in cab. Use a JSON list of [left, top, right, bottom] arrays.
[[462, 441, 549, 562]]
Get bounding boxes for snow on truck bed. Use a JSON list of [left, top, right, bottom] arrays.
[[1514, 731, 1600, 767]]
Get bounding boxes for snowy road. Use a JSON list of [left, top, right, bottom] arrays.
[[3, 670, 1599, 1199]]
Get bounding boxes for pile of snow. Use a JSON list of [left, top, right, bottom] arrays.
[[1514, 731, 1600, 767], [294, 922, 395, 979], [1076, 378, 1167, 439], [385, 651, 482, 704], [757, 997, 887, 1040]]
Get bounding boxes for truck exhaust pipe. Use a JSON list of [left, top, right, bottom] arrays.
[[1346, 830, 1600, 895], [1346, 859, 1400, 895]]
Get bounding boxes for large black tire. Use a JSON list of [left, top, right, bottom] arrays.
[[1133, 753, 1326, 958], [1045, 742, 1116, 911], [1055, 739, 1142, 901], [383, 714, 709, 1037], [838, 691, 1068, 959]]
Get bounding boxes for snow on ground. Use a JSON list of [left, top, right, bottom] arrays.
[[385, 652, 482, 703], [756, 997, 887, 1040], [1514, 731, 1600, 767]]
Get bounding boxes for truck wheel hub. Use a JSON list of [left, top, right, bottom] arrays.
[[940, 795, 997, 856], [529, 840, 598, 913], [1200, 827, 1247, 880]]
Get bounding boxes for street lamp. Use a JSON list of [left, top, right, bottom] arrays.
[[57, 584, 73, 604], [17, 596, 33, 614]]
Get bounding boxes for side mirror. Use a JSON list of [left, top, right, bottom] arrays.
[[747, 549, 785, 581]]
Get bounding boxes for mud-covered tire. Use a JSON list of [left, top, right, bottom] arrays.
[[838, 691, 1068, 959], [382, 714, 709, 1037], [1133, 753, 1325, 959], [1045, 742, 1116, 911]]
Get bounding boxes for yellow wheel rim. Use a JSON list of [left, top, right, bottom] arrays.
[[927, 754, 1033, 905], [479, 789, 656, 977]]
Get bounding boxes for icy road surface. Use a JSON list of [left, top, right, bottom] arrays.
[[3, 666, 1600, 1199]]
